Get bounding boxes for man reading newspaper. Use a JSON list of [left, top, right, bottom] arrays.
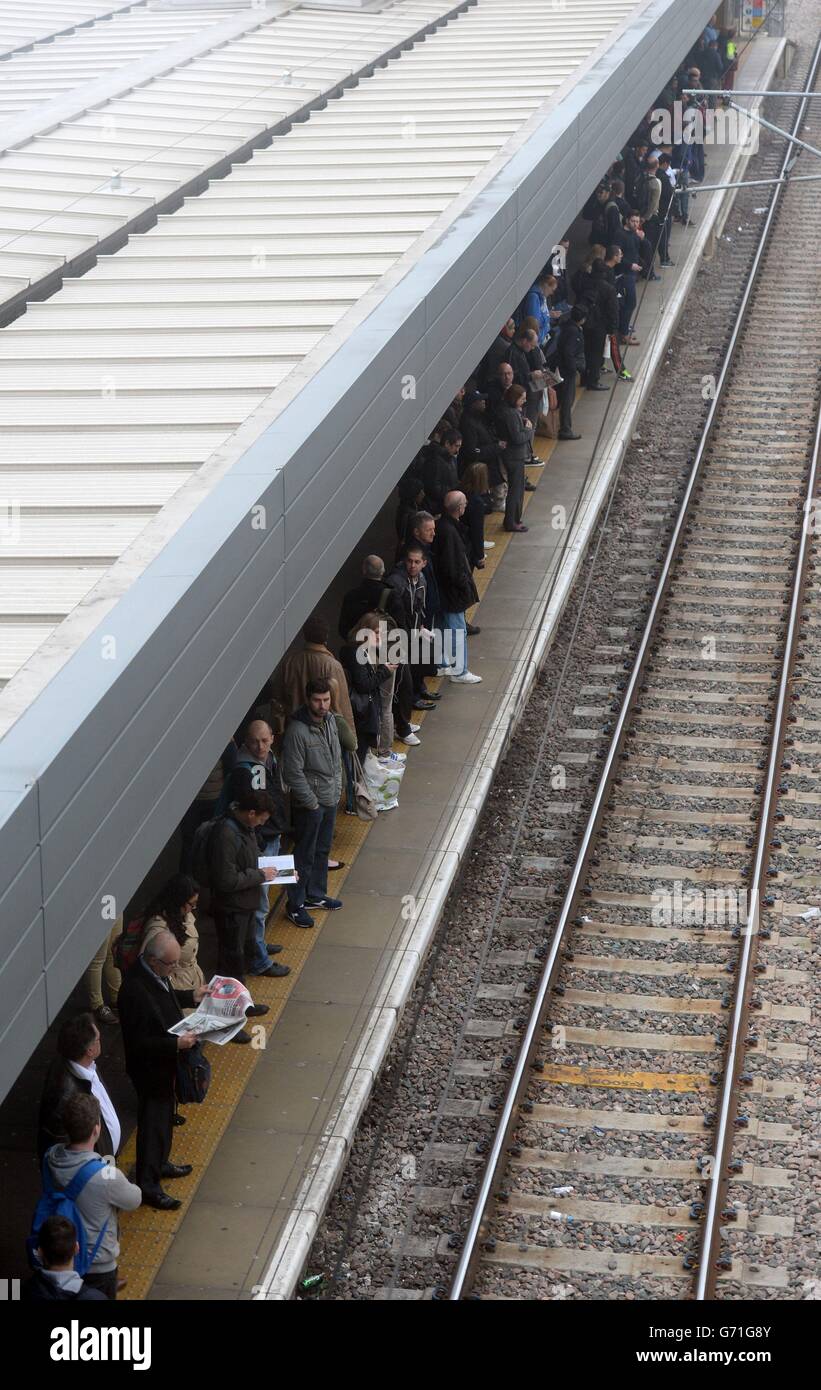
[[168, 976, 254, 1046]]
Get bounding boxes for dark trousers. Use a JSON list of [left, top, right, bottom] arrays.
[[287, 804, 337, 907], [558, 374, 577, 434], [503, 457, 525, 528], [135, 1088, 174, 1196], [213, 907, 255, 984], [583, 324, 605, 387], [608, 334, 625, 374], [393, 663, 415, 735], [618, 272, 636, 336], [84, 1268, 118, 1300]]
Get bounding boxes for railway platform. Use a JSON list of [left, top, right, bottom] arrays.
[[0, 21, 789, 1305]]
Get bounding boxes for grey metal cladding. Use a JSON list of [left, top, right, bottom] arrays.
[[0, 976, 47, 1103], [0, 0, 718, 1100]]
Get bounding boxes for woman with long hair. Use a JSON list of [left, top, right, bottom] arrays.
[[460, 461, 491, 569], [140, 874, 204, 993]]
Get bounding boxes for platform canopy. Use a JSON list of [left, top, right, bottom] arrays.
[[0, 0, 716, 1100]]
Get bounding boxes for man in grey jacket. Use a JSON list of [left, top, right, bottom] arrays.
[[280, 678, 342, 927], [45, 1092, 141, 1299]]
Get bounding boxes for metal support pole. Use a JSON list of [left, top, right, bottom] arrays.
[[723, 99, 821, 160], [690, 172, 821, 192], [683, 88, 821, 97]]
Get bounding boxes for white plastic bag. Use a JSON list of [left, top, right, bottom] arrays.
[[362, 750, 405, 811]]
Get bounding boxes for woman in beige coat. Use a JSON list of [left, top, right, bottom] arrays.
[[139, 874, 204, 994]]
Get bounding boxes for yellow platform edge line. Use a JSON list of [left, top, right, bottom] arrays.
[[118, 435, 559, 1296]]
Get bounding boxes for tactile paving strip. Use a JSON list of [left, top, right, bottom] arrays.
[[117, 428, 558, 1297]]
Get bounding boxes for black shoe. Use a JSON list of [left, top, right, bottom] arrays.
[[421, 689, 442, 700], [524, 480, 537, 491], [558, 431, 581, 441], [660, 260, 674, 267], [245, 1003, 270, 1017], [465, 623, 481, 636], [588, 384, 609, 391], [259, 962, 290, 978], [141, 1190, 181, 1212], [286, 905, 315, 928], [266, 943, 283, 955], [172, 1113, 186, 1127], [161, 1162, 192, 1180], [230, 1029, 252, 1044], [413, 699, 437, 711]]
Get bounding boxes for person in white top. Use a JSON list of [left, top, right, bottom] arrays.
[[37, 1012, 121, 1161]]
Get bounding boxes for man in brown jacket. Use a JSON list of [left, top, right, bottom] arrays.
[[282, 614, 355, 731]]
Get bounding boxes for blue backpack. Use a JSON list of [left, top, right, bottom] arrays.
[[27, 1154, 109, 1276]]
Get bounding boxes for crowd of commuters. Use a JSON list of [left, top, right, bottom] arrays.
[[25, 21, 735, 1298]]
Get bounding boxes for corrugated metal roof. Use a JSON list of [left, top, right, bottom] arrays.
[[0, 1, 458, 311], [0, 0, 641, 694], [0, 5, 239, 118], [0, 0, 139, 58]]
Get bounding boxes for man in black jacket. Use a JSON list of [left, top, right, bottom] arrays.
[[118, 928, 211, 1208], [207, 790, 279, 1020], [615, 211, 644, 341], [339, 555, 403, 641], [217, 719, 290, 981], [478, 317, 516, 390], [421, 429, 461, 515], [460, 390, 504, 499], [556, 306, 587, 440], [508, 328, 538, 393], [433, 492, 481, 684], [385, 545, 432, 700], [37, 1012, 118, 1162]]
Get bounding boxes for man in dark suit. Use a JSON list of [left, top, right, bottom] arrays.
[[117, 929, 208, 1211], [37, 1012, 118, 1162]]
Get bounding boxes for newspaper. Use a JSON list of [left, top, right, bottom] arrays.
[[168, 975, 252, 1046], [259, 853, 297, 887]]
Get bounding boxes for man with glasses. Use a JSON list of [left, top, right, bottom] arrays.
[[118, 929, 210, 1210]]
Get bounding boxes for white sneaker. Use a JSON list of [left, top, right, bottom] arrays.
[[450, 671, 482, 684], [401, 732, 421, 746], [378, 751, 406, 764], [408, 722, 421, 733], [484, 541, 496, 549]]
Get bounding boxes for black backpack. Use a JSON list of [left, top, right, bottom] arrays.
[[634, 173, 652, 218]]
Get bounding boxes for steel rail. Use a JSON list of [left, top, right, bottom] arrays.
[[694, 32, 821, 1299], [449, 31, 821, 1302]]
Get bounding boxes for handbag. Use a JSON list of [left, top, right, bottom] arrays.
[[350, 752, 378, 821], [175, 1041, 211, 1104]]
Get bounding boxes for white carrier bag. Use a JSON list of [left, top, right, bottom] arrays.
[[362, 750, 405, 811]]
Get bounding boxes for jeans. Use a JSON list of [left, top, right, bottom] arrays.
[[377, 670, 396, 755], [441, 611, 468, 677], [247, 835, 280, 973], [287, 805, 337, 908]]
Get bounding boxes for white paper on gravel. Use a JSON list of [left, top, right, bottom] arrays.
[[167, 975, 252, 1045]]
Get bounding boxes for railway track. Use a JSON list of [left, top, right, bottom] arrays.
[[446, 36, 821, 1302], [308, 33, 821, 1304]]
